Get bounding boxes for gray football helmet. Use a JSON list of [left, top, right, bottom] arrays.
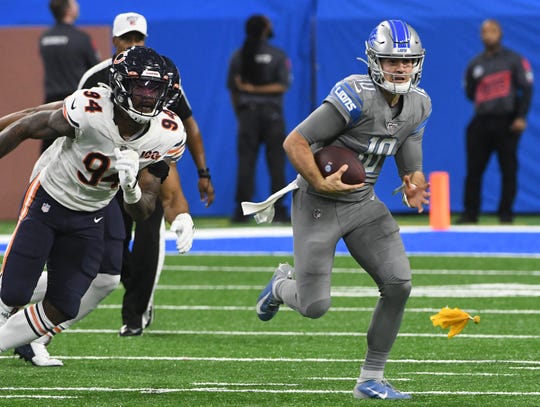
[[364, 19, 425, 94]]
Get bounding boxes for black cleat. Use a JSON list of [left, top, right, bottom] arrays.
[[119, 325, 143, 337]]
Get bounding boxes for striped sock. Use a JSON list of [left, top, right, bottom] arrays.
[[0, 302, 56, 352]]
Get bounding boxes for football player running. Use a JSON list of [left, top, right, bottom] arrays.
[[0, 46, 187, 355], [0, 55, 194, 367], [255, 20, 430, 400]]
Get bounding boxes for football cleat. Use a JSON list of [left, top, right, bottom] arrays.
[[353, 379, 411, 400], [142, 305, 154, 329], [119, 325, 143, 337], [256, 263, 293, 321], [14, 343, 63, 367]]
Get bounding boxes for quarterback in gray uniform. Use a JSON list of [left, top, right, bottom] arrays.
[[256, 20, 430, 400]]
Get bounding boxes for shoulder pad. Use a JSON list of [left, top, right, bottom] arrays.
[[325, 79, 364, 123]]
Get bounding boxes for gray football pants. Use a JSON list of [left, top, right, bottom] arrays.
[[275, 188, 412, 369]]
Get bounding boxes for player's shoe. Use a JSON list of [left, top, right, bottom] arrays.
[[142, 305, 154, 329], [14, 343, 63, 367], [353, 379, 411, 400], [256, 263, 293, 321], [119, 325, 143, 337]]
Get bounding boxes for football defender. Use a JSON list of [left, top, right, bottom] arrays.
[[0, 46, 187, 354]]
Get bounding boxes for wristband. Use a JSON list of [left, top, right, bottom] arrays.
[[122, 182, 142, 204], [197, 168, 211, 179]]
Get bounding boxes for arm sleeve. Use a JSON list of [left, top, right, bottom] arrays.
[[394, 129, 424, 177], [147, 161, 170, 183], [171, 90, 193, 121]]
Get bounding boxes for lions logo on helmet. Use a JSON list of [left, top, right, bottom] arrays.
[[364, 19, 425, 94], [109, 46, 169, 124]]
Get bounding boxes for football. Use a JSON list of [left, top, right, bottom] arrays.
[[314, 145, 366, 185]]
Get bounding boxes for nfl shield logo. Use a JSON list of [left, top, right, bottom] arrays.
[[312, 208, 322, 220], [41, 203, 51, 213]]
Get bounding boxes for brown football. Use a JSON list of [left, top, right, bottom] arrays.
[[314, 145, 366, 185]]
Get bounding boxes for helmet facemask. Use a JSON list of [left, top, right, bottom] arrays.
[[364, 20, 425, 94]]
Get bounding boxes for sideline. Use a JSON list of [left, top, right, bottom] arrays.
[[1, 225, 540, 256]]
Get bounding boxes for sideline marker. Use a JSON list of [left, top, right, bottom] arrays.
[[429, 171, 450, 230]]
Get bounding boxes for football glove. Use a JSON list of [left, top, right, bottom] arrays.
[[114, 147, 141, 204], [170, 213, 194, 254]]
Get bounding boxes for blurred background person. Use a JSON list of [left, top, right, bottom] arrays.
[[227, 14, 292, 223], [39, 0, 99, 153], [457, 19, 533, 224]]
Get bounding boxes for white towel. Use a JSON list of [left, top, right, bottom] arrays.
[[241, 179, 299, 224]]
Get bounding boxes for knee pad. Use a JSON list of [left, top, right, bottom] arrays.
[[91, 273, 121, 294], [301, 298, 331, 319], [62, 273, 121, 329]]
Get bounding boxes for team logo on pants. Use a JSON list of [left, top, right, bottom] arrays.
[[312, 208, 322, 220], [41, 203, 51, 213]]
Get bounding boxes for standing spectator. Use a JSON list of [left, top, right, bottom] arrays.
[[227, 14, 292, 223], [39, 0, 99, 153], [255, 20, 430, 399], [457, 19, 533, 224]]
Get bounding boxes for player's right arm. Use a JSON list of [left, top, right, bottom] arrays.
[[0, 108, 73, 159], [0, 101, 63, 132], [284, 130, 362, 194]]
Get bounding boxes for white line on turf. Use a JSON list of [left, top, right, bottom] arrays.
[[3, 356, 538, 364], [23, 329, 538, 339], [162, 265, 540, 276], [95, 304, 540, 314]]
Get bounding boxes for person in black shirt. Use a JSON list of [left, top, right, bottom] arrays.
[[457, 19, 533, 224], [227, 15, 292, 223], [39, 0, 99, 153]]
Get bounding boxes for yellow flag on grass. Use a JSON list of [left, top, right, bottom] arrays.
[[430, 307, 480, 338]]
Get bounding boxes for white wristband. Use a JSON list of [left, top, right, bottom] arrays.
[[122, 183, 142, 204]]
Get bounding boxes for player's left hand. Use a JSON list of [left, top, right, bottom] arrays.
[[403, 174, 430, 213], [114, 148, 139, 189], [170, 213, 194, 254]]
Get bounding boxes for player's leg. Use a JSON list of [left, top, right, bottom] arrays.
[[0, 198, 54, 329], [142, 218, 166, 329], [16, 200, 125, 366], [0, 189, 104, 352], [257, 189, 340, 320], [342, 197, 412, 399], [120, 200, 164, 335]]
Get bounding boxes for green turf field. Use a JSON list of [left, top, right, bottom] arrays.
[[0, 254, 538, 405]]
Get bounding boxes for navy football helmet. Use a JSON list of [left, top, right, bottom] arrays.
[[364, 20, 425, 94], [110, 46, 169, 123], [161, 55, 182, 109]]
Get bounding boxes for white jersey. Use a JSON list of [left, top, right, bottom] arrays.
[[38, 87, 186, 211]]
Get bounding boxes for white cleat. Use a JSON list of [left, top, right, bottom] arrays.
[[14, 342, 63, 367]]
